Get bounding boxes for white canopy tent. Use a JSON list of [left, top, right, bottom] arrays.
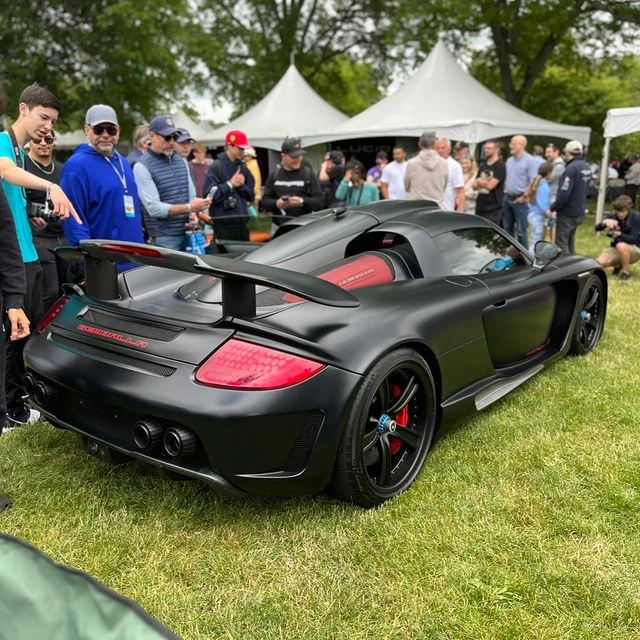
[[596, 107, 640, 223], [202, 65, 348, 150], [304, 40, 591, 147]]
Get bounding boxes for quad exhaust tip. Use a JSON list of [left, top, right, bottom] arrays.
[[133, 419, 164, 453], [163, 426, 196, 459]]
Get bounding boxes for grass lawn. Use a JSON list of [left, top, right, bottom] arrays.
[[2, 212, 640, 639]]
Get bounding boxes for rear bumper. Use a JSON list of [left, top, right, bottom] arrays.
[[25, 334, 361, 497]]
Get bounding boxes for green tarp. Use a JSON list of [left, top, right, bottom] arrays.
[[0, 534, 180, 640]]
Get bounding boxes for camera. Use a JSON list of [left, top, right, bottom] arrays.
[[222, 196, 238, 211], [26, 201, 56, 222]]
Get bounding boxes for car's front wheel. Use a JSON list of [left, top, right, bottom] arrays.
[[330, 348, 436, 508], [569, 274, 606, 356]]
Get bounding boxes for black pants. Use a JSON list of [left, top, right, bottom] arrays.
[[555, 215, 585, 255], [5, 261, 43, 414], [476, 208, 502, 226], [0, 320, 6, 432], [33, 233, 66, 312]]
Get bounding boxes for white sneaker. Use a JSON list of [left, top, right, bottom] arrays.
[[6, 407, 41, 429]]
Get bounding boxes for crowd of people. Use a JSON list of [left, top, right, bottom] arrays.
[[1, 85, 639, 514]]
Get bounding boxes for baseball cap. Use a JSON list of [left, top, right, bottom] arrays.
[[149, 115, 178, 137], [282, 137, 306, 157], [225, 130, 250, 149], [85, 104, 118, 127], [175, 128, 195, 143], [563, 140, 583, 155]]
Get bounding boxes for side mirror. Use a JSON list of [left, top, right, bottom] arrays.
[[533, 241, 562, 271]]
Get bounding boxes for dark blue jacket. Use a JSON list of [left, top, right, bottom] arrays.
[[203, 152, 254, 221], [550, 155, 591, 218]]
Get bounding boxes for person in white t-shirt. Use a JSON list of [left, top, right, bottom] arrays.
[[380, 146, 407, 200], [435, 138, 465, 212]]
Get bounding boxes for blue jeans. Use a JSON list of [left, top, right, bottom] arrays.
[[502, 196, 529, 248], [527, 207, 545, 252], [154, 235, 186, 251]]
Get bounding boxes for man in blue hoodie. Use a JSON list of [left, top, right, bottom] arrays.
[[60, 104, 144, 251]]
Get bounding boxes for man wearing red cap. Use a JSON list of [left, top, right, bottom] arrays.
[[204, 130, 255, 242]]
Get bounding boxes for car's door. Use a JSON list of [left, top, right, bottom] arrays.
[[432, 227, 558, 367]]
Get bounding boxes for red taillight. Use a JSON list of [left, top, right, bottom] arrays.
[[36, 296, 69, 334], [195, 339, 325, 390], [100, 244, 164, 258]]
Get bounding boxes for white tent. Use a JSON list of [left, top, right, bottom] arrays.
[[202, 65, 348, 150], [596, 107, 640, 222], [55, 110, 214, 150], [304, 40, 591, 147]]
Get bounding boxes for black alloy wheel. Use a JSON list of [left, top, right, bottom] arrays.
[[331, 348, 436, 508], [569, 275, 606, 356]]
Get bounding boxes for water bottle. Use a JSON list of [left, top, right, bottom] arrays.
[[248, 204, 258, 218], [195, 230, 206, 254], [186, 231, 198, 254]]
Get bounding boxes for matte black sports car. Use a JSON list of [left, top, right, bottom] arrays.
[[24, 201, 606, 507]]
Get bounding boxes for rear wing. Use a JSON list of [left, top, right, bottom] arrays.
[[56, 241, 359, 318]]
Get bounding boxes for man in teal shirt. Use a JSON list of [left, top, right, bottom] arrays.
[[0, 84, 79, 427]]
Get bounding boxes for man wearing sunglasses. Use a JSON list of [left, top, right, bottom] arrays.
[[60, 105, 144, 257], [24, 131, 66, 313], [134, 116, 211, 249]]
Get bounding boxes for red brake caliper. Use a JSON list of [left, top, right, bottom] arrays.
[[389, 384, 408, 455]]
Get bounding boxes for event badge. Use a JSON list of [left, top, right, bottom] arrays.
[[124, 194, 135, 218]]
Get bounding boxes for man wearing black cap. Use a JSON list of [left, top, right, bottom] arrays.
[[134, 115, 211, 249], [261, 137, 324, 221], [548, 140, 591, 254]]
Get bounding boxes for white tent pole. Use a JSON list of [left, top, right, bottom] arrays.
[[596, 137, 611, 224]]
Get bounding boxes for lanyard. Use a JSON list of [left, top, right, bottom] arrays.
[[7, 127, 23, 169], [103, 153, 128, 193]]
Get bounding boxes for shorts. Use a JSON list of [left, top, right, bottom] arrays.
[[601, 245, 640, 267]]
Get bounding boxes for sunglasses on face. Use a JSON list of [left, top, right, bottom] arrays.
[[153, 132, 177, 142], [40, 134, 55, 145], [92, 124, 118, 136]]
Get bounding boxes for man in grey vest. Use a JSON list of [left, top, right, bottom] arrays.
[[133, 115, 210, 250]]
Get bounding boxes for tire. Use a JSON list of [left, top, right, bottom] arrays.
[[330, 348, 436, 508], [77, 434, 133, 466], [569, 274, 606, 356]]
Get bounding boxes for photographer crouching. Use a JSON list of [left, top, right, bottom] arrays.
[[595, 195, 640, 281]]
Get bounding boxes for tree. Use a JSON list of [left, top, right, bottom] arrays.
[[196, 0, 387, 116], [0, 0, 205, 135], [392, 0, 640, 107]]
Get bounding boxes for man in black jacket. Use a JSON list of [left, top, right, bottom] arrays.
[[595, 195, 640, 281], [261, 137, 324, 222], [548, 140, 591, 254], [0, 186, 30, 511], [203, 130, 255, 242]]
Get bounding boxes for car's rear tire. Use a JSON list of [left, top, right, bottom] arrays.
[[569, 275, 606, 356], [330, 348, 436, 508], [77, 435, 133, 466]]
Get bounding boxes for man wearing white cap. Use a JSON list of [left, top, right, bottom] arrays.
[[548, 140, 591, 254]]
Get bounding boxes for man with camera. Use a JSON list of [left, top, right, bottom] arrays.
[[24, 132, 65, 312], [595, 195, 640, 281], [203, 130, 255, 242], [261, 137, 324, 221]]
